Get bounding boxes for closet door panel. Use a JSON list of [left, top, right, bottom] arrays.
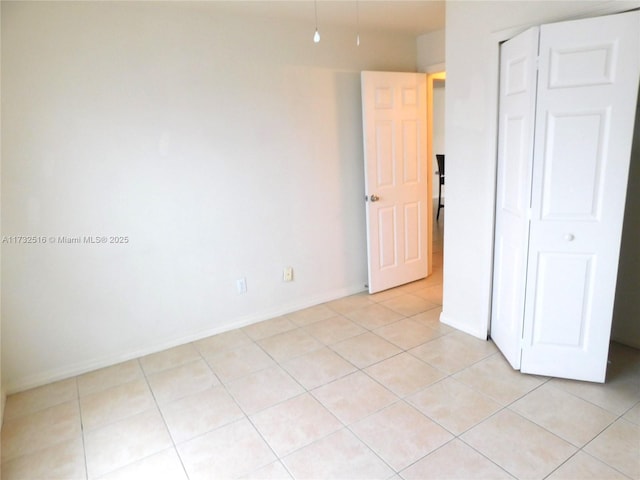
[[521, 11, 640, 382], [491, 27, 540, 369]]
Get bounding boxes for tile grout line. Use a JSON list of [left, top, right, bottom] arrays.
[[139, 356, 192, 480], [76, 376, 90, 480]]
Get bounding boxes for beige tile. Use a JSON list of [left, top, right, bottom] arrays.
[[461, 409, 576, 480], [251, 393, 342, 457], [204, 342, 276, 383], [1, 400, 81, 462], [84, 408, 172, 479], [139, 343, 201, 375], [380, 293, 437, 317], [431, 255, 444, 270], [401, 439, 513, 479], [623, 401, 640, 425], [226, 365, 304, 414], [242, 316, 297, 341], [3, 378, 77, 421], [238, 461, 293, 480], [549, 374, 640, 416], [407, 377, 502, 435], [1, 436, 86, 480], [282, 347, 357, 390], [283, 428, 394, 480], [453, 354, 546, 405], [159, 386, 244, 444], [177, 418, 276, 479], [311, 371, 397, 425], [193, 329, 252, 358], [584, 419, 639, 479], [303, 315, 366, 345], [80, 378, 156, 431], [409, 331, 497, 374], [330, 332, 401, 369], [350, 401, 452, 471], [325, 293, 375, 315], [78, 360, 143, 397], [396, 278, 435, 293], [368, 287, 406, 303], [286, 304, 336, 327], [97, 448, 188, 480], [410, 308, 454, 335], [147, 359, 219, 405], [257, 328, 323, 362], [511, 383, 616, 446], [374, 318, 441, 350], [416, 268, 444, 286], [546, 451, 629, 480], [344, 304, 404, 330], [365, 352, 445, 397], [411, 285, 443, 305]]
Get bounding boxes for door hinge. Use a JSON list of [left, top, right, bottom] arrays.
[[365, 195, 368, 202]]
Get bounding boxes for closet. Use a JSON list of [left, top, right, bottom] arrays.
[[491, 11, 640, 383]]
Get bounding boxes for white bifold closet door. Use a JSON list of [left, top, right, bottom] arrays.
[[492, 11, 640, 382]]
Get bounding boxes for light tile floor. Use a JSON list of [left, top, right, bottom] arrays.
[[2, 222, 639, 480]]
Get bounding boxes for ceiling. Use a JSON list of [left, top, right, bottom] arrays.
[[209, 1, 446, 37]]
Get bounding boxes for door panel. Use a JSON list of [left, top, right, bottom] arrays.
[[531, 252, 594, 346], [491, 27, 539, 369], [404, 202, 421, 262], [521, 11, 640, 382], [362, 72, 428, 293], [378, 207, 398, 269], [542, 110, 609, 219]]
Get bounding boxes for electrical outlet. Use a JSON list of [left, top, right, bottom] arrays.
[[283, 266, 294, 282], [236, 277, 247, 294]]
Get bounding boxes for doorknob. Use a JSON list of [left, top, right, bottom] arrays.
[[564, 233, 575, 242], [370, 194, 380, 202]]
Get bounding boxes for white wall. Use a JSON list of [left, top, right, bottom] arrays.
[[416, 29, 446, 200], [442, 0, 640, 338], [1, 2, 418, 392], [417, 29, 445, 72]]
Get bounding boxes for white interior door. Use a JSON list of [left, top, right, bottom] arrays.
[[521, 11, 640, 382], [361, 72, 428, 294], [491, 27, 539, 369]]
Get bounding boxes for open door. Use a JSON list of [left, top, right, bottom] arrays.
[[361, 72, 428, 294], [492, 11, 640, 382], [491, 27, 540, 370]]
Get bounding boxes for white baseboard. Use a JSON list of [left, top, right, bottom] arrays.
[[439, 311, 488, 340], [5, 283, 367, 394]]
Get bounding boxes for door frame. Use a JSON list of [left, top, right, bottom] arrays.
[[426, 71, 446, 277]]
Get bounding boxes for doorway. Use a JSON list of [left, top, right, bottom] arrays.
[[427, 72, 446, 276]]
